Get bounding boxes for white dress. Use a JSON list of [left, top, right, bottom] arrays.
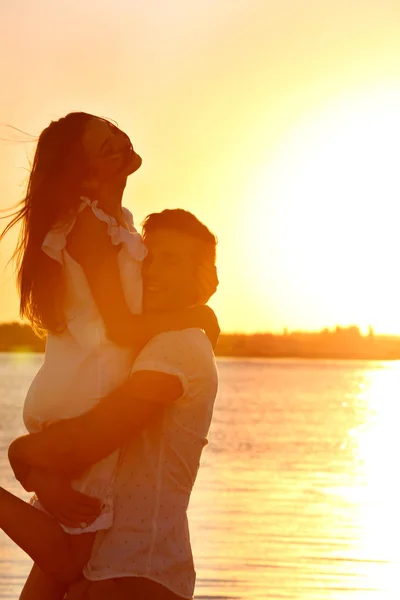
[[23, 196, 147, 534]]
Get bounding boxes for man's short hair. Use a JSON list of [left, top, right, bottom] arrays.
[[141, 209, 217, 265]]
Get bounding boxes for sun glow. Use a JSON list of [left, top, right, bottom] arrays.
[[243, 87, 400, 334]]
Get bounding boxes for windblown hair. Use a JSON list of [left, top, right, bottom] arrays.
[[0, 112, 111, 335], [141, 208, 217, 265]]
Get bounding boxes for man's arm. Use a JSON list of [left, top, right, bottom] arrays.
[[9, 370, 183, 483]]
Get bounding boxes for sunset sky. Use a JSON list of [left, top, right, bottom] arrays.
[[2, 0, 400, 334]]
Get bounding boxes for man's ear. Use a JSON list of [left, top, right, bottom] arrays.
[[193, 262, 219, 305]]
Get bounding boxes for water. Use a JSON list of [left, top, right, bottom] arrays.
[[1, 354, 400, 599]]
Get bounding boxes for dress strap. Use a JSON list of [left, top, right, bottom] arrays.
[[79, 196, 121, 245], [79, 197, 146, 260], [42, 196, 147, 264]]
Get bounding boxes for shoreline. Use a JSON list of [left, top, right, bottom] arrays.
[[3, 322, 400, 361], [1, 349, 400, 362]]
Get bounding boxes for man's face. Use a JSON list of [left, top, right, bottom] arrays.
[[142, 229, 200, 312]]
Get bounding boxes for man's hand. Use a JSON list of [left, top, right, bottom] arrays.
[[27, 468, 102, 529], [9, 431, 91, 478]]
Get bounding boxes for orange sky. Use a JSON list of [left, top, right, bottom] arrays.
[[2, 0, 400, 334]]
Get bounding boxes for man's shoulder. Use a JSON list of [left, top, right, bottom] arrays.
[[131, 328, 217, 408], [137, 328, 215, 373], [149, 328, 212, 351]]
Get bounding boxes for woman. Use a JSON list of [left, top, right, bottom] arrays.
[[0, 112, 219, 598]]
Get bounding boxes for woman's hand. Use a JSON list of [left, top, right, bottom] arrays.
[[196, 262, 219, 305], [27, 468, 102, 529], [191, 305, 220, 348]]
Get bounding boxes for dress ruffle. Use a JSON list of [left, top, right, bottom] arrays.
[[41, 196, 147, 264]]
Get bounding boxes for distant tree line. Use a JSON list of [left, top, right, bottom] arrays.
[[0, 322, 45, 352], [215, 325, 400, 359], [2, 321, 400, 359]]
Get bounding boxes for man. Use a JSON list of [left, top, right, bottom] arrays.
[[9, 209, 219, 600]]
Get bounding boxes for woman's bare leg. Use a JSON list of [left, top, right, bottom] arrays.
[[0, 487, 94, 582], [19, 563, 66, 600]]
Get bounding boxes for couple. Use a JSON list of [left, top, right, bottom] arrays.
[[0, 112, 219, 599]]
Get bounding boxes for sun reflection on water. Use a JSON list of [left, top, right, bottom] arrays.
[[349, 361, 400, 598], [4, 357, 400, 599], [191, 360, 400, 599]]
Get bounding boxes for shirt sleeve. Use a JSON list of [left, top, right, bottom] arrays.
[[130, 329, 212, 401]]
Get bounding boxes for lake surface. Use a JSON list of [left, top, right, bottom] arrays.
[[1, 353, 400, 599]]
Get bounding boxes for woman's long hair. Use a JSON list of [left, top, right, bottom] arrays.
[[0, 112, 107, 335]]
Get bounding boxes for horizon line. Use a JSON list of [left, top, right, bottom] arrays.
[[1, 320, 400, 338]]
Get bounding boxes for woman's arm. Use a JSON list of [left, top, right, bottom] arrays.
[[66, 209, 219, 347]]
